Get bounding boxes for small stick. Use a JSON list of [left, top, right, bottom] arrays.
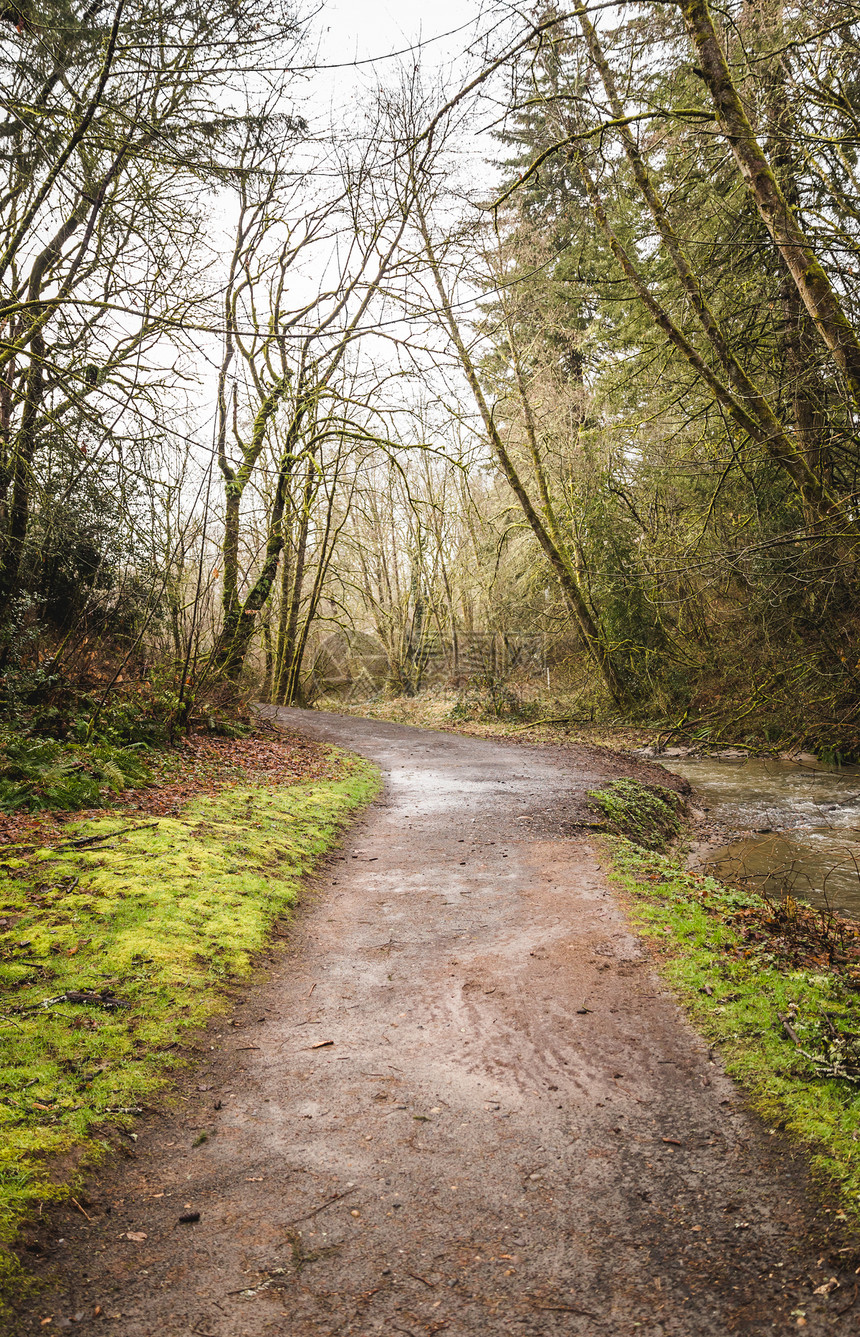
[[54, 822, 160, 851], [531, 1302, 598, 1316], [71, 1197, 92, 1222], [282, 1188, 355, 1227], [777, 1011, 801, 1047]]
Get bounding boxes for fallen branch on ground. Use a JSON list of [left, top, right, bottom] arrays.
[[54, 822, 160, 851]]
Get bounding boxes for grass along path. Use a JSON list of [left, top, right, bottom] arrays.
[[606, 835, 860, 1221], [0, 743, 379, 1300], [322, 690, 653, 752]]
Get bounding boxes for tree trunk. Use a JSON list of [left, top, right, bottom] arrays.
[[679, 0, 860, 407], [273, 470, 312, 706], [577, 8, 843, 527], [574, 148, 845, 526], [255, 600, 272, 702], [418, 211, 629, 708]]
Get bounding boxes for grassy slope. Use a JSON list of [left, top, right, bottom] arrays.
[[605, 836, 860, 1217], [0, 748, 379, 1290]]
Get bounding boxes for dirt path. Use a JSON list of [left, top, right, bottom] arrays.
[[16, 711, 858, 1334]]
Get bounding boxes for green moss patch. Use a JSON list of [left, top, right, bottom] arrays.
[[605, 836, 860, 1217], [0, 748, 379, 1288], [588, 778, 684, 849]]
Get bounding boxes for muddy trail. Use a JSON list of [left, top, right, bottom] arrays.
[[14, 711, 859, 1334]]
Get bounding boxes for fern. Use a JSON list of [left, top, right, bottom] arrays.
[[96, 760, 126, 793], [0, 735, 151, 812]]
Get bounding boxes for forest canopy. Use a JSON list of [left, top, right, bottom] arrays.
[[2, 0, 860, 761]]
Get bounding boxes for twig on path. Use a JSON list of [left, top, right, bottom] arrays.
[[408, 1271, 435, 1287], [225, 1279, 278, 1297], [530, 1300, 598, 1316], [282, 1187, 356, 1227]]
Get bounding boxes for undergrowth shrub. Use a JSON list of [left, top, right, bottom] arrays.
[[450, 671, 535, 720], [0, 735, 150, 812]]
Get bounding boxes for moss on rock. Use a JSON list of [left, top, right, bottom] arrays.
[[587, 777, 684, 850]]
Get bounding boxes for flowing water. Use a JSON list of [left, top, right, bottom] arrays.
[[655, 755, 860, 919]]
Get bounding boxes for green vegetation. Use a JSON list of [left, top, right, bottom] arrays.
[[0, 750, 379, 1296], [605, 838, 860, 1216], [0, 735, 152, 813], [449, 672, 529, 721], [587, 778, 684, 850]]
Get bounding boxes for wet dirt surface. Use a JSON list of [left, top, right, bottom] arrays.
[[15, 710, 860, 1334]]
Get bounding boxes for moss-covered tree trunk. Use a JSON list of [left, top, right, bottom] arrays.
[[679, 0, 860, 408], [418, 210, 629, 709]]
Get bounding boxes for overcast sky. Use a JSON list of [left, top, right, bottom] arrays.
[[319, 0, 486, 70], [304, 0, 495, 129]]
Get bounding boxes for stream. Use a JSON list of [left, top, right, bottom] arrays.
[[654, 755, 860, 920]]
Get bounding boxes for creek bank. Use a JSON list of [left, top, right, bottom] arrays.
[[601, 822, 860, 1221], [648, 754, 860, 923]]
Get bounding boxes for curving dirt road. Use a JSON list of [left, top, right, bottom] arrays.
[[16, 710, 858, 1334]]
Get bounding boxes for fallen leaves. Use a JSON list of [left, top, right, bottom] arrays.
[[0, 728, 333, 851], [725, 894, 860, 984]]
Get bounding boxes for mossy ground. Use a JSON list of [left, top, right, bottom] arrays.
[[605, 836, 860, 1219], [0, 747, 379, 1300], [587, 778, 683, 849]]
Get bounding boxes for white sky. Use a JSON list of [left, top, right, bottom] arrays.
[[305, 0, 496, 129], [317, 0, 487, 70]]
